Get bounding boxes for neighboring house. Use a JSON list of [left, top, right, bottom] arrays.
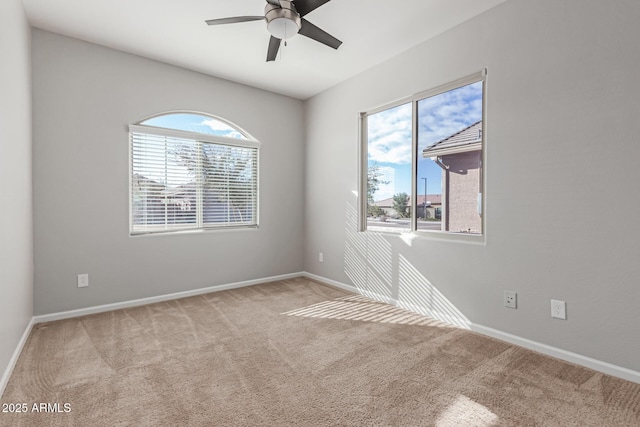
[[132, 174, 251, 226], [423, 121, 482, 233], [414, 194, 442, 220], [372, 194, 442, 219]]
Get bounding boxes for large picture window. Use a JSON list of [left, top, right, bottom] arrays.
[[362, 71, 485, 235], [130, 112, 259, 235]]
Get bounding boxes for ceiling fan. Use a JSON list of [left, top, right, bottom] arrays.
[[205, 0, 342, 62]]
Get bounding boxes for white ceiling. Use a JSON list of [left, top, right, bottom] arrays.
[[22, 0, 507, 100]]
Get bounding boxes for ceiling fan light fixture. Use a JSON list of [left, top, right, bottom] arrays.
[[265, 0, 301, 39], [206, 0, 341, 62], [267, 17, 300, 39]]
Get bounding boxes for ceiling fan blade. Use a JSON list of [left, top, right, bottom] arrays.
[[267, 36, 281, 62], [206, 16, 265, 26], [294, 0, 331, 17], [266, 0, 281, 6], [299, 18, 342, 49]]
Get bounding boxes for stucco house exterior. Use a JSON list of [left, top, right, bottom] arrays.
[[423, 121, 482, 233]]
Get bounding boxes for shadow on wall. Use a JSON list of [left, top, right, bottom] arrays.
[[344, 195, 470, 329]]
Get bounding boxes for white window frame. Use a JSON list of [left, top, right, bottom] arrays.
[[359, 70, 487, 237], [129, 112, 260, 236]]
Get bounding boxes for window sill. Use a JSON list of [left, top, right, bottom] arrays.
[[363, 226, 485, 245], [129, 225, 259, 238]]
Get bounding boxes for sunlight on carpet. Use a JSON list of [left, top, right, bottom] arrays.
[[436, 395, 499, 426], [282, 294, 454, 327]]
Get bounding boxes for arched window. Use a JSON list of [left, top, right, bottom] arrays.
[[129, 112, 259, 234]]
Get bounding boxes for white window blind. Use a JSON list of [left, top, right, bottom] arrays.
[[130, 122, 258, 235]]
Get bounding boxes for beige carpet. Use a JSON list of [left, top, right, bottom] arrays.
[[1, 277, 639, 426]]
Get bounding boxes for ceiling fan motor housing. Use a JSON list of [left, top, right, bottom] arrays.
[[265, 0, 301, 39]]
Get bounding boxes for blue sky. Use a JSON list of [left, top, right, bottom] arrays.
[[142, 113, 245, 139], [367, 82, 483, 200], [135, 113, 247, 185]]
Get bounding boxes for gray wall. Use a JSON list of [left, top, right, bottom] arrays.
[[32, 30, 305, 315], [303, 0, 640, 372], [0, 0, 33, 392]]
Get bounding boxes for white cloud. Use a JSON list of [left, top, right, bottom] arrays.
[[418, 82, 483, 146], [368, 133, 412, 165], [201, 118, 244, 139], [202, 118, 233, 131], [366, 82, 483, 161], [367, 103, 412, 165]]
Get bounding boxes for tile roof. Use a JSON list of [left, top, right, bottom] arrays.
[[423, 121, 482, 157]]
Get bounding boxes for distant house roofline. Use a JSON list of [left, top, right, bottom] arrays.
[[372, 194, 442, 207]]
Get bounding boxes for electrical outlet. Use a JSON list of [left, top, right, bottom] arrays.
[[77, 274, 89, 288], [551, 299, 566, 319], [504, 291, 517, 309], [319, 252, 324, 263]]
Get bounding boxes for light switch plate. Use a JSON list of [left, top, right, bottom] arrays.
[[551, 299, 566, 319]]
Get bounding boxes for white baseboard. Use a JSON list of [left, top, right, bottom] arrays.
[[34, 272, 303, 324], [303, 272, 640, 385], [303, 272, 359, 293], [0, 317, 34, 399], [471, 324, 640, 385]]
